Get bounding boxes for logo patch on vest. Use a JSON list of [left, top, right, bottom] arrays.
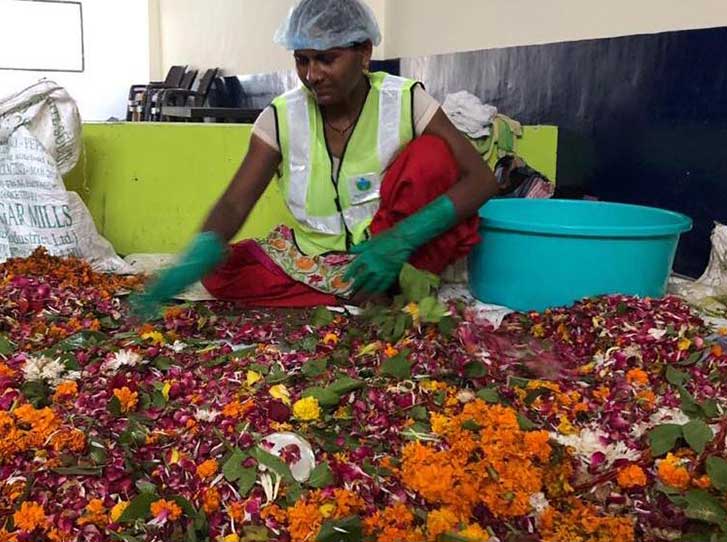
[[356, 177, 372, 191]]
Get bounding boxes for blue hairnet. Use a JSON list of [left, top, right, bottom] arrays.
[[274, 0, 382, 51]]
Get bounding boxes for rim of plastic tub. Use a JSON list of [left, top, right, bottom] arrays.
[[479, 199, 693, 238]]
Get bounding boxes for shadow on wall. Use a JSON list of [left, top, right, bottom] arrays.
[[401, 27, 727, 277]]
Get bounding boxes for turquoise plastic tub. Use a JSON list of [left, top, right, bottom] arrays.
[[468, 199, 693, 311]]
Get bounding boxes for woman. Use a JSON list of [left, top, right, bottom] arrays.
[[132, 0, 498, 317]]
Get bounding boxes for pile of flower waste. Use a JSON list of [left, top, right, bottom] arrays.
[[2, 249, 727, 542]]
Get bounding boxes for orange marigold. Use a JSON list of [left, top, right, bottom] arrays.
[[617, 464, 648, 489], [76, 498, 106, 526], [13, 501, 47, 532], [227, 501, 246, 523], [541, 500, 634, 542], [150, 499, 182, 522], [0, 363, 15, 378], [222, 399, 253, 419], [112, 387, 138, 413], [426, 508, 460, 539], [657, 453, 691, 490], [196, 459, 218, 480], [202, 487, 221, 514], [625, 368, 649, 386], [52, 381, 78, 402]]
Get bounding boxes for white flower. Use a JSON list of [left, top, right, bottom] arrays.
[[630, 407, 691, 439], [104, 349, 144, 373], [194, 408, 220, 422], [648, 328, 668, 340], [23, 355, 65, 384], [551, 427, 639, 469], [529, 492, 550, 515], [167, 340, 188, 353], [457, 390, 475, 403]]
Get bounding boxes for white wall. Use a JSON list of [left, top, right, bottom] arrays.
[[155, 0, 388, 77], [385, 0, 727, 59], [0, 0, 150, 121]]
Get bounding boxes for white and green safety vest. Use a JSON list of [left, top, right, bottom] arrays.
[[272, 71, 418, 256]]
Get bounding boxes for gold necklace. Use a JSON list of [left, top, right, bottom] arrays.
[[325, 116, 356, 135]]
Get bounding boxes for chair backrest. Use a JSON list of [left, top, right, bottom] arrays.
[[164, 65, 187, 87], [193, 68, 219, 106], [180, 69, 198, 90]]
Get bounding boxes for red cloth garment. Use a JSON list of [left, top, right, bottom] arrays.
[[202, 134, 481, 306]]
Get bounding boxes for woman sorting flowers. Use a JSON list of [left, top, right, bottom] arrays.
[[132, 0, 497, 317]]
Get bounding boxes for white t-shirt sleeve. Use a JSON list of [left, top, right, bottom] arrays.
[[251, 84, 441, 153], [251, 106, 280, 152], [412, 84, 440, 136]]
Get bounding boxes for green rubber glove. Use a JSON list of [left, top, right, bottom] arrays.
[[129, 232, 226, 321], [344, 196, 458, 294]]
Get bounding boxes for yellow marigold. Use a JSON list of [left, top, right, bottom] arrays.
[[140, 330, 166, 345], [77, 498, 106, 526], [625, 368, 649, 386], [246, 370, 262, 387], [426, 507, 460, 539], [404, 302, 420, 323], [150, 499, 182, 522], [13, 501, 47, 532], [322, 333, 339, 346], [319, 502, 336, 518], [293, 396, 321, 421], [112, 387, 138, 413], [677, 338, 692, 351], [221, 534, 240, 542], [52, 381, 78, 402], [222, 399, 253, 419], [459, 524, 490, 541], [196, 459, 218, 479], [617, 464, 647, 489], [110, 501, 129, 522], [203, 487, 221, 514], [269, 384, 291, 405], [658, 453, 691, 490], [531, 323, 545, 337]]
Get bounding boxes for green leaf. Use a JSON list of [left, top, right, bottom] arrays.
[[266, 364, 290, 384], [400, 263, 439, 303], [302, 358, 328, 379], [56, 330, 109, 351], [685, 489, 727, 525], [240, 526, 271, 541], [408, 405, 429, 422], [51, 465, 103, 476], [390, 313, 409, 342], [20, 380, 50, 408], [706, 456, 727, 492], [308, 461, 334, 488], [222, 448, 248, 482], [648, 424, 684, 456], [419, 296, 448, 324], [463, 361, 487, 379], [380, 352, 413, 380], [516, 413, 538, 430], [118, 492, 157, 523], [153, 357, 174, 371], [461, 419, 482, 432], [438, 316, 456, 337], [316, 516, 363, 542], [702, 399, 720, 419], [476, 387, 501, 404], [666, 365, 690, 386], [328, 376, 364, 395], [251, 447, 294, 483], [303, 386, 341, 407], [525, 387, 552, 406], [296, 335, 319, 353], [679, 386, 703, 418], [683, 420, 714, 454], [236, 467, 257, 496], [311, 306, 335, 327], [108, 395, 122, 417], [438, 533, 476, 542]]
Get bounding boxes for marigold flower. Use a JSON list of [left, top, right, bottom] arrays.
[[657, 453, 691, 490], [459, 524, 490, 541], [322, 333, 339, 346], [52, 381, 78, 402], [677, 338, 692, 351], [112, 386, 138, 413], [426, 508, 460, 539], [694, 474, 711, 489], [711, 344, 723, 357], [222, 399, 253, 419], [13, 501, 47, 532], [150, 499, 182, 523], [293, 396, 321, 421], [625, 368, 649, 386], [196, 458, 218, 479], [0, 362, 15, 378], [140, 330, 166, 345], [221, 535, 240, 542], [77, 498, 107, 526], [383, 344, 399, 358], [203, 487, 221, 514], [110, 501, 129, 522], [617, 464, 647, 488]]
